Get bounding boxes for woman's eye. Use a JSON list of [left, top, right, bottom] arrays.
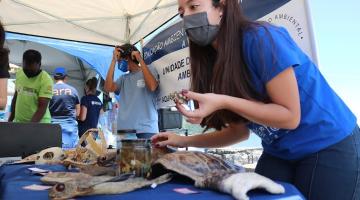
[[190, 5, 199, 9]]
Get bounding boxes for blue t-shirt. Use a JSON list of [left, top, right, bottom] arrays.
[[115, 66, 159, 133], [49, 82, 80, 119], [242, 24, 357, 160], [78, 95, 102, 136]]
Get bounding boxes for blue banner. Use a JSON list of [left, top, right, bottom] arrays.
[[241, 0, 291, 20], [143, 22, 188, 65]]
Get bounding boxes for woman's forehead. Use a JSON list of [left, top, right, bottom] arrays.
[[178, 0, 200, 8]]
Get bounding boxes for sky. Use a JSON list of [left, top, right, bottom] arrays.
[[308, 0, 360, 122]]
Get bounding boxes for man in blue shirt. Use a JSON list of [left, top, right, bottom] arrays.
[[49, 67, 80, 149], [104, 44, 159, 139]]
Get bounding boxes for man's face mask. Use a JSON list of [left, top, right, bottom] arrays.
[[117, 59, 129, 72], [23, 68, 41, 78], [183, 12, 219, 46]]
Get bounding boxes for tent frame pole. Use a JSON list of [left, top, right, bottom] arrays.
[[129, 0, 162, 41], [76, 58, 87, 81]]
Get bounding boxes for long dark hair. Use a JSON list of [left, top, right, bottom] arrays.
[[189, 0, 268, 130], [0, 21, 10, 70]]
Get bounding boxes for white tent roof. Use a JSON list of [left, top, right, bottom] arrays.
[[0, 0, 178, 45]]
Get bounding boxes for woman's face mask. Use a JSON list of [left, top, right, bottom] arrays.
[[117, 59, 129, 72], [183, 12, 219, 46]]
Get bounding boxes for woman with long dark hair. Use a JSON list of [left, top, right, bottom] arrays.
[[152, 0, 359, 199], [0, 21, 10, 110]]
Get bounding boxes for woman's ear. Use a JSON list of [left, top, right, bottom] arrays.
[[217, 0, 225, 17]]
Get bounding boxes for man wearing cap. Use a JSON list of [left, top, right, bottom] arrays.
[[49, 67, 80, 149]]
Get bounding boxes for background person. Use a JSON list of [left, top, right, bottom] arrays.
[[78, 77, 103, 137], [104, 44, 159, 139], [8, 49, 53, 123], [49, 67, 80, 149]]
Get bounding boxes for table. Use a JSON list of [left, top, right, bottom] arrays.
[[0, 164, 305, 200]]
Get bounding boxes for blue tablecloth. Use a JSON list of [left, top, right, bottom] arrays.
[[0, 164, 305, 200]]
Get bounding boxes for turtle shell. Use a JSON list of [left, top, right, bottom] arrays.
[[151, 151, 243, 182]]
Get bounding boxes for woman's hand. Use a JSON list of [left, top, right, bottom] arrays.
[[186, 116, 203, 124], [151, 132, 187, 148], [176, 90, 225, 120]]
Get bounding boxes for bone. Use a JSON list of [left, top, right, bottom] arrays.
[[218, 172, 285, 200], [48, 173, 172, 199], [89, 173, 172, 195], [35, 147, 65, 165]]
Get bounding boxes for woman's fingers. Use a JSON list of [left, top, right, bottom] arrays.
[[181, 90, 202, 101], [151, 132, 169, 143], [151, 133, 172, 147], [156, 140, 171, 147], [186, 117, 202, 124], [176, 102, 199, 118]]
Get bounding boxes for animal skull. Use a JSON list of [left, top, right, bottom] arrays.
[[35, 147, 66, 165]]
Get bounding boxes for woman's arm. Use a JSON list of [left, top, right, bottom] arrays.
[[178, 67, 300, 130], [152, 122, 250, 148], [224, 67, 300, 129]]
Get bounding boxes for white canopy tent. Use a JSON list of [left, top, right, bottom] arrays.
[[0, 0, 179, 96], [0, 0, 178, 45]]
